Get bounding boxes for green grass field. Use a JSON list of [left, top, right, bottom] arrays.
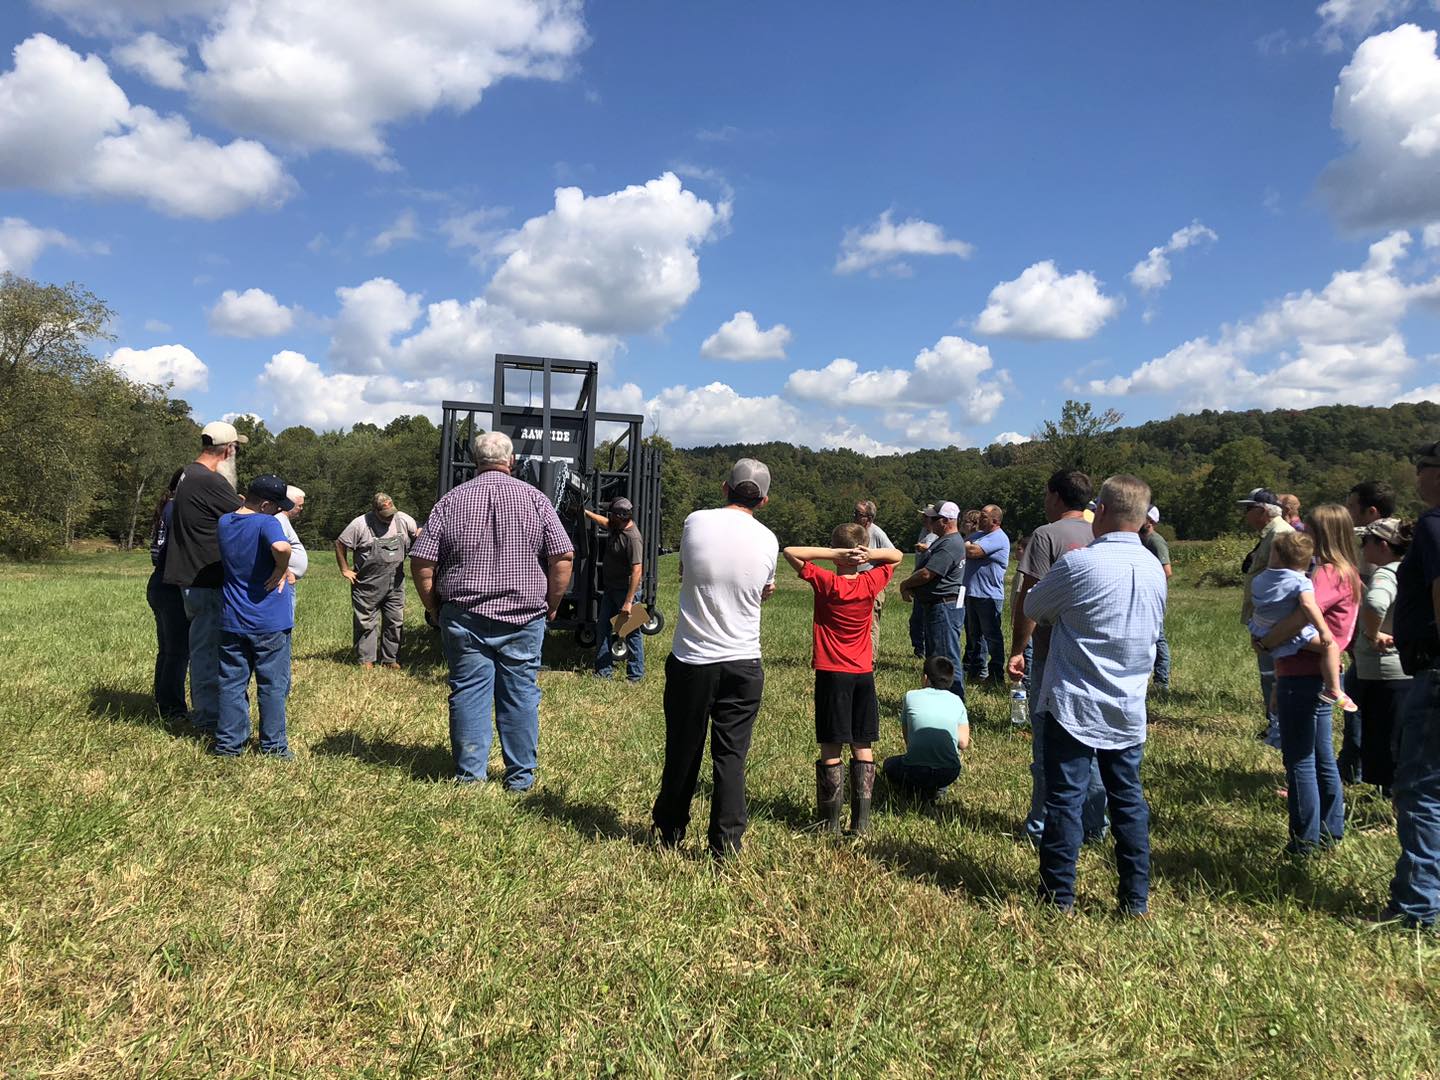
[[1, 552, 1437, 1077]]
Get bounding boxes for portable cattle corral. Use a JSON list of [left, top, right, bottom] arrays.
[[437, 354, 664, 649]]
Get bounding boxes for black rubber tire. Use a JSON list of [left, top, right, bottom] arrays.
[[641, 609, 665, 636], [611, 637, 629, 659], [575, 624, 598, 649]]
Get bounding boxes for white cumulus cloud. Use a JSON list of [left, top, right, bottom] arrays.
[[208, 287, 299, 337], [699, 310, 792, 361], [0, 34, 292, 219], [835, 209, 973, 275], [108, 343, 209, 391], [604, 381, 802, 446], [1129, 221, 1218, 293], [0, 217, 77, 274], [370, 209, 420, 254], [190, 0, 588, 158], [1089, 230, 1440, 409], [1320, 24, 1440, 229], [784, 335, 1007, 427], [112, 32, 189, 89], [1316, 0, 1419, 51], [992, 431, 1032, 446], [487, 172, 729, 335], [975, 261, 1122, 340], [258, 349, 480, 428]]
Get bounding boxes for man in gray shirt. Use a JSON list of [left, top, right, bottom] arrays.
[[854, 499, 895, 656], [1008, 469, 1106, 846], [1140, 506, 1173, 691]]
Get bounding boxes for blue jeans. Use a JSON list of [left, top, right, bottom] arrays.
[[1337, 665, 1363, 783], [1038, 713, 1150, 914], [1276, 674, 1345, 853], [1390, 669, 1440, 927], [595, 588, 644, 680], [1259, 650, 1280, 747], [148, 572, 190, 718], [908, 599, 927, 656], [439, 605, 545, 789], [882, 756, 960, 795], [216, 630, 292, 756], [962, 595, 1005, 680], [1025, 650, 1108, 842], [1153, 627, 1171, 687], [922, 601, 966, 700], [182, 586, 222, 733]]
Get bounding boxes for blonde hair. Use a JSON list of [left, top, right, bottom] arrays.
[[1271, 530, 1314, 571], [1306, 503, 1361, 604]]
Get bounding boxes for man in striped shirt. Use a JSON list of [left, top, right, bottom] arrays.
[[411, 431, 574, 791]]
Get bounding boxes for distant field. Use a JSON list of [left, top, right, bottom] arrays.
[[0, 551, 1436, 1078]]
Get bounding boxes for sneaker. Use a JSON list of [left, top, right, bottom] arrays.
[[1319, 689, 1360, 713]]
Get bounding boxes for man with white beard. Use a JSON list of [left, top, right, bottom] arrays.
[[164, 421, 247, 736]]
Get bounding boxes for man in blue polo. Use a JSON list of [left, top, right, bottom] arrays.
[[1384, 441, 1440, 929], [1024, 474, 1166, 916], [962, 503, 1011, 686]]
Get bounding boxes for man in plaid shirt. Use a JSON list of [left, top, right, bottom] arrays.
[[411, 431, 574, 790]]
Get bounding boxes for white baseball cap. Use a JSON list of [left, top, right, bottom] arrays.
[[1146, 506, 1161, 524], [937, 501, 960, 520], [201, 420, 249, 446]]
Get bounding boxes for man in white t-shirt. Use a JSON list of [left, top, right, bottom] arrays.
[[652, 458, 779, 858]]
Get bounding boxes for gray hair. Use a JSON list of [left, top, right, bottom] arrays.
[[856, 499, 877, 518], [1096, 474, 1152, 527], [472, 430, 514, 466], [285, 485, 305, 503]]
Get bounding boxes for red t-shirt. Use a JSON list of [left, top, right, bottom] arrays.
[[800, 562, 894, 673]]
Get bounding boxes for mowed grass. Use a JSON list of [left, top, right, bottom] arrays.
[[0, 552, 1437, 1078]]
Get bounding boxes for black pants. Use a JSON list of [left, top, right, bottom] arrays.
[[147, 571, 191, 718], [652, 654, 764, 856], [1356, 676, 1412, 795]]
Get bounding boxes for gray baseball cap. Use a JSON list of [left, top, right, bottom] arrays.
[[728, 458, 771, 498]]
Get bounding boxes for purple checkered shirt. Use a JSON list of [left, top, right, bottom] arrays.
[[411, 471, 573, 626]]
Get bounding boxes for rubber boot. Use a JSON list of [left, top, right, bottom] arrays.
[[816, 760, 844, 834], [849, 760, 876, 836]]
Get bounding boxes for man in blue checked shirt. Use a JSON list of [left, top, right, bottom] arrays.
[[1023, 474, 1167, 916]]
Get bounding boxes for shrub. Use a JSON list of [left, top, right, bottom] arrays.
[[0, 510, 61, 560], [1171, 534, 1254, 589]]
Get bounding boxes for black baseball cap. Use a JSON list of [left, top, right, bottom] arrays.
[[248, 474, 295, 511]]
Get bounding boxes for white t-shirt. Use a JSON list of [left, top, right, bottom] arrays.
[[670, 507, 778, 665]]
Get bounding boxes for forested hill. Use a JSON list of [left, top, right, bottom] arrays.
[[668, 401, 1440, 547], [2, 271, 1434, 556]]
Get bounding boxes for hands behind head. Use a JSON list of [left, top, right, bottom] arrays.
[[840, 546, 869, 564]]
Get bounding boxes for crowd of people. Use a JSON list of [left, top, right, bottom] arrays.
[[143, 421, 1440, 928]]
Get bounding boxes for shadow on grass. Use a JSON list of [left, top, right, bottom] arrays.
[[864, 833, 1032, 901], [310, 729, 453, 781], [1150, 836, 1371, 916], [516, 786, 652, 844], [1144, 756, 1280, 805], [86, 686, 205, 742]]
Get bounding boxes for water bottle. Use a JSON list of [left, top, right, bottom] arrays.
[[1009, 687, 1029, 727]]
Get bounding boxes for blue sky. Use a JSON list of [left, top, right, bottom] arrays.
[[3, 0, 1440, 452]]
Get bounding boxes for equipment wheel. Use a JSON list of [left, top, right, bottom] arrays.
[[575, 623, 598, 649], [641, 608, 665, 636]]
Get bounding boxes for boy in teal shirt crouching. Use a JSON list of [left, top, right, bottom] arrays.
[[882, 656, 970, 798]]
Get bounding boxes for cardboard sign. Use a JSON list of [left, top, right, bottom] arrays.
[[611, 605, 649, 638]]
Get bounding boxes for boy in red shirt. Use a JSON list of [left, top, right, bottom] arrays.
[[784, 523, 903, 835]]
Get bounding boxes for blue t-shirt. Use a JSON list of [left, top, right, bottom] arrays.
[[218, 511, 294, 635], [962, 528, 1011, 600], [898, 687, 968, 769]]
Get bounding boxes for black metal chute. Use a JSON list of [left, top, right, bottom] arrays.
[[436, 355, 663, 642]]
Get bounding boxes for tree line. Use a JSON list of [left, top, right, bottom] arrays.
[[2, 272, 1434, 558]]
